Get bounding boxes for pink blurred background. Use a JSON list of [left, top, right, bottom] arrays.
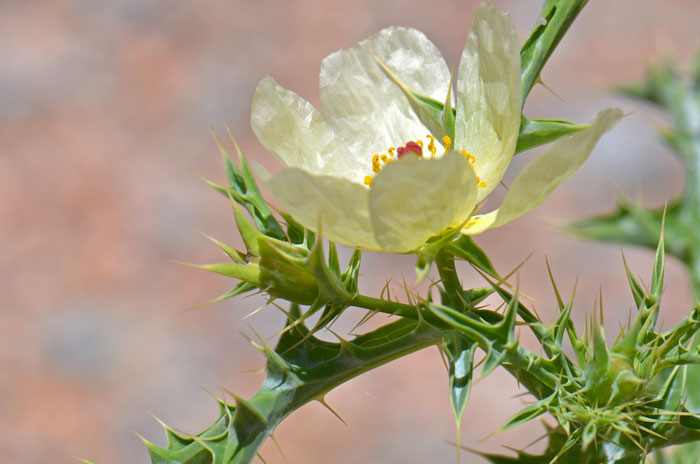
[[2, 1, 700, 462]]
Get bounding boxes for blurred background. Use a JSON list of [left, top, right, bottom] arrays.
[[2, 0, 700, 462]]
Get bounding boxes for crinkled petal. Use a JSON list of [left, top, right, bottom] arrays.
[[320, 27, 451, 166], [251, 76, 364, 181], [369, 152, 479, 252], [266, 167, 379, 249], [455, 2, 522, 203], [462, 108, 623, 235]]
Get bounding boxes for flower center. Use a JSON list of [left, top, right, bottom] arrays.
[[363, 135, 488, 188]]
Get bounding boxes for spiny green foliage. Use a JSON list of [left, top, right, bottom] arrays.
[[568, 50, 700, 463], [477, 237, 700, 463], [226, 150, 700, 462], [118, 3, 700, 464], [143, 148, 700, 463], [568, 51, 700, 295]]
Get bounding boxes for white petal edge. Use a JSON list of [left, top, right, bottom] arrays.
[[265, 167, 379, 250], [319, 27, 451, 165], [455, 1, 522, 203], [250, 76, 367, 182], [369, 152, 479, 252], [462, 108, 624, 235]]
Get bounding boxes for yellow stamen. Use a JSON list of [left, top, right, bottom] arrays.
[[416, 140, 423, 148], [456, 148, 486, 188], [372, 154, 381, 173], [364, 175, 373, 186], [380, 154, 388, 162], [426, 134, 436, 159], [460, 149, 476, 167], [388, 147, 396, 157], [442, 135, 451, 152]]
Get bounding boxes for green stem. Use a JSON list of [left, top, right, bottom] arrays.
[[504, 346, 558, 398], [520, 0, 589, 103], [351, 294, 422, 318], [145, 318, 442, 463], [352, 296, 557, 400], [436, 251, 467, 311]]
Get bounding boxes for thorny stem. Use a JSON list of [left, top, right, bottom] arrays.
[[436, 251, 467, 311], [351, 292, 557, 400]]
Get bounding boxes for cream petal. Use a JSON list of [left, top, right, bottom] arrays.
[[319, 27, 451, 164], [369, 152, 479, 252], [455, 1, 522, 203], [250, 76, 367, 182], [266, 167, 379, 250], [462, 108, 623, 235]]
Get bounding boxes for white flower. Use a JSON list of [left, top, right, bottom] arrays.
[[250, 2, 621, 253]]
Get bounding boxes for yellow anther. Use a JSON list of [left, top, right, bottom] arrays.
[[388, 147, 396, 157], [380, 154, 388, 162], [478, 180, 487, 188], [416, 140, 423, 148], [442, 135, 451, 152], [372, 154, 380, 163], [426, 134, 436, 159], [460, 149, 476, 166], [364, 175, 373, 186]]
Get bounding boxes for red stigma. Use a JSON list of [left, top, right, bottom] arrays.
[[396, 141, 423, 158]]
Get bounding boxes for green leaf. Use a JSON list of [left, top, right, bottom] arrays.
[[581, 421, 597, 452], [500, 394, 553, 432], [377, 60, 589, 156], [445, 333, 477, 434], [622, 254, 646, 310], [305, 236, 351, 304], [680, 413, 700, 431], [415, 225, 464, 282], [213, 133, 286, 241], [584, 324, 611, 405], [278, 211, 307, 245], [341, 249, 362, 296], [669, 442, 700, 464], [257, 238, 319, 305], [515, 117, 588, 154], [442, 69, 456, 143], [567, 198, 694, 273], [184, 262, 262, 285], [650, 220, 666, 302], [447, 235, 498, 278], [375, 57, 447, 140]]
